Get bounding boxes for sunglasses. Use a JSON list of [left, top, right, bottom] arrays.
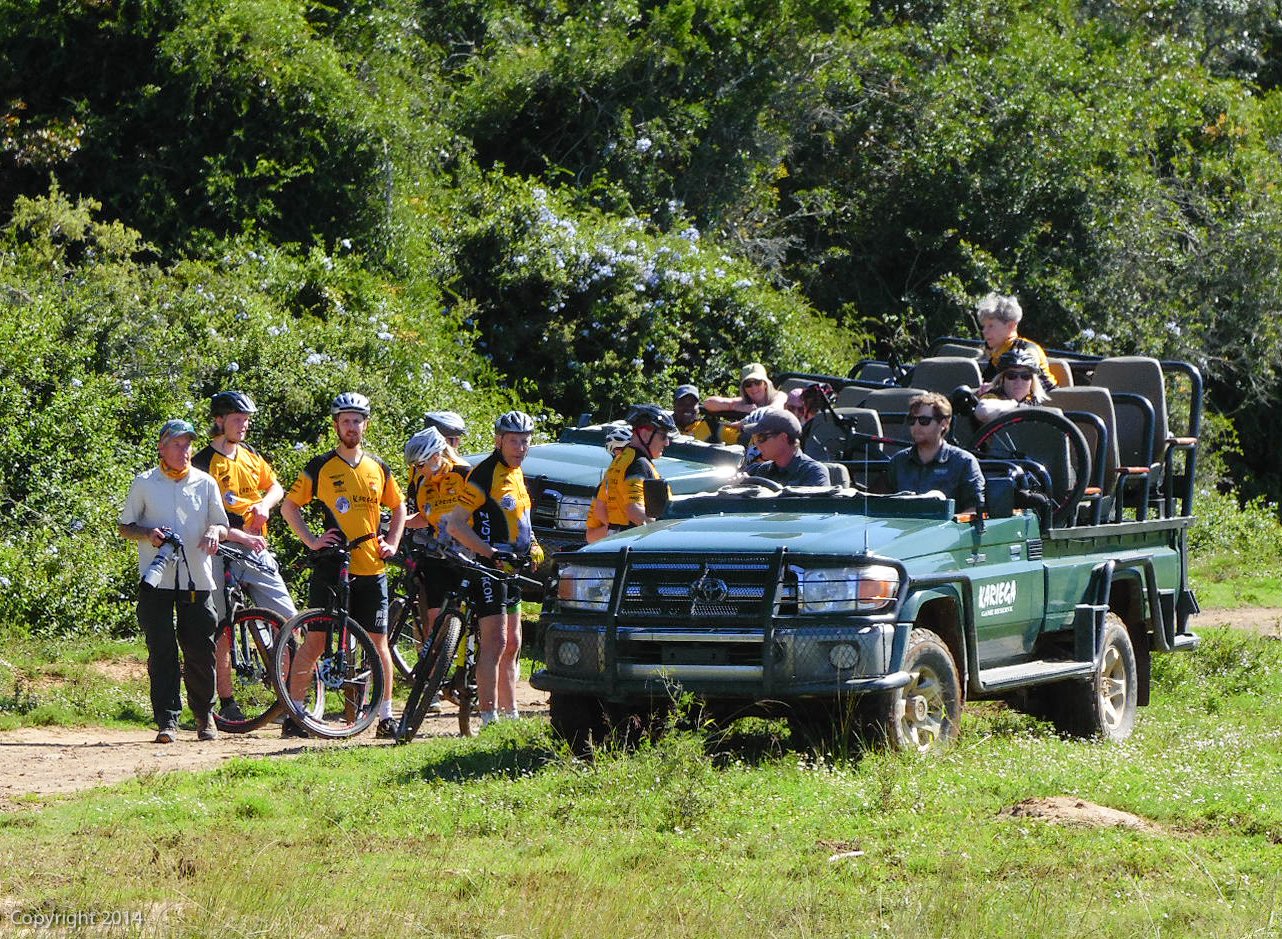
[[1005, 371, 1034, 381], [751, 431, 781, 445], [742, 379, 766, 388], [908, 415, 942, 426]]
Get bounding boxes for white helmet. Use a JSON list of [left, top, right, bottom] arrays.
[[404, 427, 446, 465], [604, 423, 632, 455], [423, 410, 468, 437], [331, 391, 371, 417]]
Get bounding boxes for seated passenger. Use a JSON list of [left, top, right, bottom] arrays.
[[973, 347, 1053, 425], [887, 392, 985, 514], [742, 410, 831, 488], [976, 293, 1056, 388], [702, 363, 788, 445], [673, 384, 714, 442]]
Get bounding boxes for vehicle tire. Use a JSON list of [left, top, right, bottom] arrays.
[[397, 613, 462, 743], [271, 609, 385, 739], [549, 692, 613, 755], [861, 628, 961, 753], [387, 594, 424, 681], [1053, 613, 1138, 742]]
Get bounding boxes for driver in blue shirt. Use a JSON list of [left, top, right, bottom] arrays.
[[886, 392, 985, 514]]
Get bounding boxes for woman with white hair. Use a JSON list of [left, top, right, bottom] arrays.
[[976, 293, 1055, 388]]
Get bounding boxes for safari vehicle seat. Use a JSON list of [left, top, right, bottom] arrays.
[[853, 387, 928, 439], [907, 357, 983, 395], [803, 407, 884, 462], [1046, 358, 1074, 388], [1049, 386, 1136, 524]]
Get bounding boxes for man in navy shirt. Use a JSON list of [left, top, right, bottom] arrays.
[[744, 410, 831, 487], [887, 393, 985, 514]]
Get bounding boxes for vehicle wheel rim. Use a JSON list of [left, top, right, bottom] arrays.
[[897, 668, 946, 751], [1098, 645, 1128, 730]]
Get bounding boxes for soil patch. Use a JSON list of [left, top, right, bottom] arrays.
[[1001, 796, 1160, 832], [0, 681, 548, 809], [1194, 607, 1282, 637]]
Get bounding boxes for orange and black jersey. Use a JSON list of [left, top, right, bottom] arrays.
[[193, 443, 278, 533], [601, 446, 666, 528], [408, 456, 469, 537], [456, 451, 532, 553], [285, 449, 404, 576]]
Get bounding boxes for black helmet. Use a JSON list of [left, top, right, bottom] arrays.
[[995, 343, 1050, 385], [211, 390, 257, 417], [423, 410, 468, 437], [330, 392, 371, 417], [626, 403, 678, 435]]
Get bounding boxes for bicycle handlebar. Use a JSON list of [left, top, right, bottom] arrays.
[[429, 546, 542, 591], [215, 542, 278, 574], [308, 531, 379, 565]]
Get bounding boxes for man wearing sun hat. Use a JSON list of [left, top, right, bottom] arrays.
[[118, 418, 232, 744]]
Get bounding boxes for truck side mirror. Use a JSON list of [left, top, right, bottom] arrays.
[[643, 478, 670, 520]]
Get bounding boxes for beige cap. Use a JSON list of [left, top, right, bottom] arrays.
[[740, 363, 769, 384]]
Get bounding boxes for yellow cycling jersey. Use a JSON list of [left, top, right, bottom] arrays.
[[408, 456, 469, 536], [285, 449, 404, 576], [193, 442, 278, 535], [677, 418, 714, 442], [456, 450, 533, 553], [601, 446, 666, 528]]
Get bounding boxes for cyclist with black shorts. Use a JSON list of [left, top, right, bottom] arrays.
[[193, 390, 298, 723], [403, 424, 470, 637], [441, 410, 544, 728], [280, 392, 406, 738]]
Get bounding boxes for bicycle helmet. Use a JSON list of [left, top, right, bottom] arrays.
[[994, 343, 1053, 388], [330, 391, 371, 417], [423, 410, 468, 437], [603, 422, 633, 455], [404, 427, 447, 465], [626, 403, 678, 435], [210, 390, 257, 417], [494, 410, 536, 434]]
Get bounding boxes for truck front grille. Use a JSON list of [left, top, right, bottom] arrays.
[[619, 557, 776, 621]]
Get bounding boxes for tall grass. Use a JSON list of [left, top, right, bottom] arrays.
[[0, 627, 1279, 937]]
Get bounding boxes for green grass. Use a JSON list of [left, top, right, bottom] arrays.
[[0, 635, 152, 731], [0, 627, 1279, 937]]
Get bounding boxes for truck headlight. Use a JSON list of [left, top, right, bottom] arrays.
[[556, 496, 593, 531], [798, 565, 898, 614], [556, 563, 614, 611]]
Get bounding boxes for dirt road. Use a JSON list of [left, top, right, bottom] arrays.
[[0, 682, 550, 809], [0, 609, 1275, 807]]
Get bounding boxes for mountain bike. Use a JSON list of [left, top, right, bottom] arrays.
[[210, 544, 285, 733], [271, 533, 387, 739], [386, 548, 428, 680], [396, 550, 539, 743]]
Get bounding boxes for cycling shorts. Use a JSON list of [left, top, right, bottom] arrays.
[[307, 568, 389, 635], [472, 571, 521, 618]]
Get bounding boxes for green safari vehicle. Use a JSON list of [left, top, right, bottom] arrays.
[[532, 354, 1203, 752]]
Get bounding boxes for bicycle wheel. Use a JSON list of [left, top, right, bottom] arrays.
[[387, 592, 424, 681], [272, 608, 385, 739], [397, 612, 462, 743], [213, 608, 285, 733], [457, 631, 480, 737]]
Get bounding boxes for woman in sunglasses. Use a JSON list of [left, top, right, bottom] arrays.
[[701, 363, 788, 445], [973, 347, 1053, 425]]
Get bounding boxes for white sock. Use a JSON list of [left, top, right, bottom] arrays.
[[480, 710, 498, 727], [378, 700, 394, 720], [503, 708, 520, 721]]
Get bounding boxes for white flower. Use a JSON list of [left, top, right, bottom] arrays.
[[71, 378, 83, 388], [378, 331, 394, 341], [227, 362, 240, 373], [340, 238, 352, 249], [1080, 328, 1097, 340], [305, 353, 325, 366], [294, 442, 307, 451], [635, 137, 653, 153]]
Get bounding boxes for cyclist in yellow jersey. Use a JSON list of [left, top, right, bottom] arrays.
[[193, 390, 297, 723], [280, 392, 406, 739], [442, 410, 543, 727], [599, 404, 676, 531], [585, 423, 632, 544], [403, 425, 470, 632]]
